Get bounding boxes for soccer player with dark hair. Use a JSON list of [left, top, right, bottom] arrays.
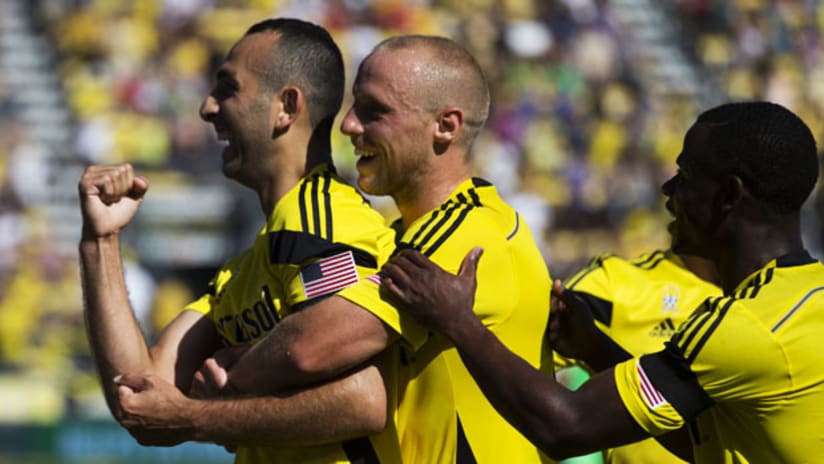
[[79, 18, 404, 463], [380, 101, 824, 462], [198, 35, 553, 463]]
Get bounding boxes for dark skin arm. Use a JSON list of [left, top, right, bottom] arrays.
[[549, 273, 693, 461], [547, 286, 633, 373], [380, 248, 650, 460]]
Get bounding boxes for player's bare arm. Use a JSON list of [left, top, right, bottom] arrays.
[[78, 164, 221, 417], [115, 357, 389, 447], [226, 296, 399, 394], [380, 248, 650, 460], [549, 280, 693, 461], [548, 282, 634, 372]]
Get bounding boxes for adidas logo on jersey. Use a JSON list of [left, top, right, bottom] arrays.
[[649, 318, 677, 338]]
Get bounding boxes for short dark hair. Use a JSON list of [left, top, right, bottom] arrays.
[[696, 101, 818, 214], [245, 18, 344, 128]]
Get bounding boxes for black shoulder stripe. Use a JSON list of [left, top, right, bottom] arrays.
[[298, 178, 310, 233], [414, 201, 463, 251], [422, 203, 474, 257], [686, 298, 734, 363], [738, 273, 760, 299], [672, 297, 720, 349], [639, 253, 667, 270], [471, 177, 492, 188], [565, 254, 610, 290], [342, 436, 380, 464], [468, 187, 482, 206], [641, 346, 714, 421], [268, 230, 378, 268], [408, 208, 442, 246], [632, 250, 664, 269], [322, 171, 333, 241], [748, 268, 773, 299], [310, 174, 322, 237]]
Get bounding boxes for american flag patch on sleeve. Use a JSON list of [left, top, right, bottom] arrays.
[[300, 251, 359, 299], [637, 362, 666, 409]]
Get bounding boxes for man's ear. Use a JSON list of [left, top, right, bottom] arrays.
[[273, 86, 304, 131], [717, 174, 746, 214], [433, 107, 463, 145]]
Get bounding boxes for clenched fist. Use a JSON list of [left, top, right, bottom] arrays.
[[78, 164, 149, 239]]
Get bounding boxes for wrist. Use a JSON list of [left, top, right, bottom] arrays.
[[444, 312, 486, 347], [80, 223, 120, 243], [185, 398, 212, 443], [79, 229, 120, 246]]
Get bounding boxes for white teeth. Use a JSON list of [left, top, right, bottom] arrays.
[[355, 148, 377, 158]]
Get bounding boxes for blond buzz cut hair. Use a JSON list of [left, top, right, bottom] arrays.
[[372, 35, 491, 148]]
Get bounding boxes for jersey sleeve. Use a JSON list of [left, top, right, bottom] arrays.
[[614, 296, 785, 435], [279, 184, 396, 310], [336, 277, 430, 350], [183, 255, 242, 318]]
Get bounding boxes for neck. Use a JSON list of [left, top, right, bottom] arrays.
[[394, 156, 472, 232], [714, 215, 805, 294], [679, 254, 720, 286], [258, 126, 333, 216]]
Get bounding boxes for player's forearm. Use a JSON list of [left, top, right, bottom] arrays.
[[228, 297, 393, 394], [450, 319, 644, 460], [79, 236, 155, 410], [192, 365, 388, 446]]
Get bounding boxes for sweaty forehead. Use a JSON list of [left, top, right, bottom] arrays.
[[355, 49, 430, 108]]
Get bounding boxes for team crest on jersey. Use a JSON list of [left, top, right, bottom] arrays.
[[661, 284, 681, 313]]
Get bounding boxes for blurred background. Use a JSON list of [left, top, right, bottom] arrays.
[[0, 0, 822, 462]]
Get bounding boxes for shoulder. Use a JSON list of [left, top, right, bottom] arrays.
[[672, 296, 784, 383]]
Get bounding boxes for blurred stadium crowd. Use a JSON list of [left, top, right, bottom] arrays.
[[0, 0, 822, 428]]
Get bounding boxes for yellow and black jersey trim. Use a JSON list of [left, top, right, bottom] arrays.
[[570, 289, 613, 326], [634, 297, 732, 421], [735, 268, 774, 299], [298, 169, 336, 241], [670, 296, 733, 364], [640, 344, 714, 421], [268, 231, 378, 269], [505, 211, 520, 241], [402, 188, 483, 257], [565, 253, 614, 289], [629, 249, 667, 270], [772, 285, 824, 332]]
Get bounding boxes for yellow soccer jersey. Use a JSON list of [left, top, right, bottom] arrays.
[[185, 164, 400, 464], [338, 177, 552, 464], [557, 250, 721, 464], [614, 251, 824, 463]]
